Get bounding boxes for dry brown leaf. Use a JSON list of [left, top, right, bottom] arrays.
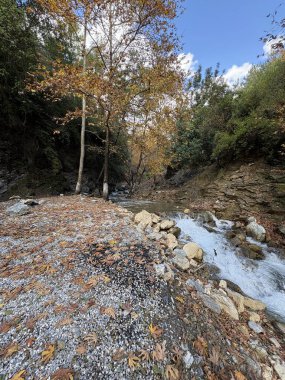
[[165, 365, 180, 380], [193, 336, 208, 356], [9, 370, 26, 380], [57, 317, 73, 327], [112, 348, 127, 361], [139, 349, 150, 361], [152, 341, 166, 362], [76, 345, 87, 355], [26, 337, 35, 348], [149, 323, 163, 339], [0, 321, 12, 333], [100, 306, 116, 319], [86, 276, 99, 287], [171, 346, 183, 364], [51, 368, 74, 380], [209, 346, 220, 366], [234, 371, 247, 380], [1, 343, 19, 358], [41, 344, 55, 363], [83, 333, 98, 345], [128, 353, 140, 370]]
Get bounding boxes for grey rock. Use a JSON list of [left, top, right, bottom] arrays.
[[6, 202, 30, 216], [154, 264, 166, 277], [183, 351, 194, 368], [198, 293, 221, 314], [248, 321, 264, 334], [172, 251, 190, 271], [186, 279, 204, 293], [246, 221, 266, 242]]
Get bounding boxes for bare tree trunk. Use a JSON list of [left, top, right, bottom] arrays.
[[75, 17, 87, 194], [102, 3, 113, 201], [102, 125, 110, 200]]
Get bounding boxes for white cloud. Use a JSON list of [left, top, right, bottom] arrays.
[[223, 62, 253, 87], [263, 37, 284, 57], [178, 52, 197, 77]]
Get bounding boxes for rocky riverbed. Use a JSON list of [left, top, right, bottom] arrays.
[[0, 196, 285, 380]]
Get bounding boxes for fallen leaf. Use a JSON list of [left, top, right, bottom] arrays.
[[26, 337, 35, 347], [234, 371, 247, 380], [51, 368, 74, 380], [0, 321, 12, 333], [152, 341, 166, 362], [209, 346, 220, 366], [57, 317, 73, 327], [128, 353, 140, 370], [139, 349, 150, 362], [171, 346, 183, 364], [175, 296, 185, 304], [1, 343, 19, 358], [9, 370, 26, 380], [112, 348, 127, 361], [41, 344, 55, 363], [83, 332, 98, 345], [149, 323, 163, 339], [193, 336, 208, 356], [76, 345, 87, 355], [100, 306, 116, 319], [165, 365, 180, 380]]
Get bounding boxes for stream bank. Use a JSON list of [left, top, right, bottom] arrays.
[[0, 195, 285, 379]]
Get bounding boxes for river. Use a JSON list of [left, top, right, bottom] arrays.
[[111, 194, 285, 323]]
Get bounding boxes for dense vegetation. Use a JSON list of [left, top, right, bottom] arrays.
[[0, 0, 284, 199], [171, 56, 285, 170]]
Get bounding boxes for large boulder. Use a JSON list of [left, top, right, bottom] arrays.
[[246, 221, 266, 242], [183, 242, 203, 262], [6, 202, 30, 216], [160, 219, 175, 230], [134, 210, 152, 226]]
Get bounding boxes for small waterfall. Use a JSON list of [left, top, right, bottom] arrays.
[[175, 215, 285, 322]]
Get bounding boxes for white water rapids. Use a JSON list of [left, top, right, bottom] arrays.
[[175, 215, 285, 322], [112, 194, 285, 322]]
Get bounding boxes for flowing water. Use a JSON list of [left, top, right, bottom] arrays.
[[112, 195, 285, 322]]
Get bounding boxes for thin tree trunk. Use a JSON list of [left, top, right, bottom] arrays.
[[102, 3, 113, 201], [103, 125, 110, 200], [75, 17, 87, 194]]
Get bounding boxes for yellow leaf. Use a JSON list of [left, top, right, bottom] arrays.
[[175, 296, 185, 304], [9, 370, 26, 380], [41, 344, 55, 363], [165, 365, 180, 380], [234, 371, 248, 380], [128, 353, 140, 370], [149, 323, 163, 339], [0, 303, 4, 308]]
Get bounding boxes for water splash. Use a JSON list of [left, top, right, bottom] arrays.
[[175, 215, 285, 322]]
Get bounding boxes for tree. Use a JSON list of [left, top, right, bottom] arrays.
[[30, 0, 183, 199]]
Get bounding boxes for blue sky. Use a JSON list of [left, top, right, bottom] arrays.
[[175, 0, 283, 83]]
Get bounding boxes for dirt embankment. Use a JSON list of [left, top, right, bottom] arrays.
[[137, 161, 285, 246]]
